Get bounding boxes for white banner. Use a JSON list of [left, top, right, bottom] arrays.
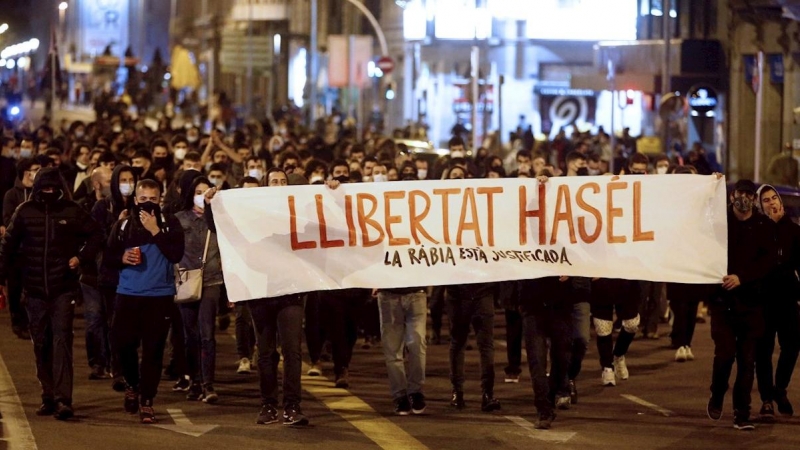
[[211, 176, 728, 302]]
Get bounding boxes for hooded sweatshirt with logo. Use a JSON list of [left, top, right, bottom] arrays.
[[0, 167, 104, 298]]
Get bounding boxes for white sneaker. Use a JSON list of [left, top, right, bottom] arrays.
[[602, 367, 616, 386], [685, 346, 695, 361], [237, 357, 251, 374], [307, 363, 322, 376], [675, 346, 687, 363], [614, 355, 629, 380]]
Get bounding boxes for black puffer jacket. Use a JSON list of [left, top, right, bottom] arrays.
[[0, 167, 104, 298]]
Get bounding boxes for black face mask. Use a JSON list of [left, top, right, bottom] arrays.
[[576, 167, 590, 176], [333, 175, 349, 184], [135, 201, 161, 218], [131, 166, 145, 177], [39, 190, 62, 204], [153, 156, 168, 165]]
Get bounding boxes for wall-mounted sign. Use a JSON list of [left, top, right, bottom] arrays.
[[687, 85, 718, 113], [768, 54, 784, 84]]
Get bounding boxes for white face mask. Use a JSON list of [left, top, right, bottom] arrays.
[[75, 131, 85, 139], [372, 173, 388, 183], [209, 177, 224, 187], [193, 194, 205, 210], [119, 183, 134, 197], [248, 168, 264, 180], [174, 148, 188, 160], [451, 151, 465, 159], [417, 169, 428, 180], [19, 148, 33, 159], [309, 175, 325, 184], [588, 168, 601, 176], [656, 166, 669, 175], [187, 134, 199, 143], [112, 125, 122, 133], [76, 161, 88, 170]]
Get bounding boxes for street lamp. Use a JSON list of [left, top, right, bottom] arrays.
[[59, 2, 68, 11]]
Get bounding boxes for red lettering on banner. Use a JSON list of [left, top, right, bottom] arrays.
[[409, 190, 438, 245], [633, 181, 655, 242], [345, 195, 357, 246], [519, 184, 547, 245], [433, 188, 460, 245], [550, 185, 577, 245], [576, 183, 602, 243], [357, 193, 385, 247], [477, 187, 503, 246], [456, 188, 482, 246], [316, 194, 344, 248], [288, 195, 317, 250], [384, 191, 410, 246], [607, 180, 627, 244]]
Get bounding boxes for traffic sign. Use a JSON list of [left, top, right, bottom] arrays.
[[377, 56, 394, 74]]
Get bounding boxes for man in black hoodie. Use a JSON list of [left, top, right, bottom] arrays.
[[754, 184, 800, 421], [707, 179, 774, 431], [1, 157, 41, 339], [0, 167, 104, 420]]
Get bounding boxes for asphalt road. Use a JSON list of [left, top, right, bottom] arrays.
[[1, 304, 799, 450]]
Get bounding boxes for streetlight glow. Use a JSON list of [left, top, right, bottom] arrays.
[[59, 2, 68, 10], [0, 23, 8, 34]]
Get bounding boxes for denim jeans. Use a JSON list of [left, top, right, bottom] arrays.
[[81, 282, 110, 369], [447, 294, 495, 393], [523, 306, 572, 414], [25, 291, 76, 404], [179, 284, 220, 385], [250, 295, 304, 406], [235, 302, 256, 360], [377, 291, 427, 400]]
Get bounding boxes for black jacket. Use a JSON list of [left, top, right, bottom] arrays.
[[0, 167, 104, 298], [2, 178, 33, 226], [446, 282, 497, 301], [92, 165, 138, 287], [763, 214, 800, 302], [719, 207, 774, 305], [0, 155, 16, 220], [104, 208, 185, 274]]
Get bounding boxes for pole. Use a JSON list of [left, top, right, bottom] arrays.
[[245, 0, 253, 120], [608, 59, 616, 174], [348, 34, 356, 122], [309, 0, 318, 124], [498, 74, 504, 150], [471, 46, 479, 151], [661, 0, 671, 154], [754, 51, 764, 182]]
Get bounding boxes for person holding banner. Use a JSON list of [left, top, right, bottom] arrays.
[[754, 184, 800, 421], [707, 179, 773, 431]]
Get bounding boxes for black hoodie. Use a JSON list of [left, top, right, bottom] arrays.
[[0, 167, 104, 298], [756, 184, 800, 302], [92, 165, 139, 287], [717, 205, 775, 306]]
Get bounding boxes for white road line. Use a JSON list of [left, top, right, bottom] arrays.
[[0, 350, 38, 450], [504, 415, 576, 443], [621, 394, 674, 417]]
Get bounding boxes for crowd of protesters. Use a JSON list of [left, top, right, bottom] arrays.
[[0, 111, 797, 432]]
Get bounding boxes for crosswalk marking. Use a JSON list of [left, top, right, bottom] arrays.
[[0, 349, 38, 450]]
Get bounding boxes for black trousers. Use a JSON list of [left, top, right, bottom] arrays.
[[321, 296, 361, 376], [668, 283, 709, 348], [756, 300, 800, 403], [113, 294, 173, 402], [430, 286, 446, 336], [447, 294, 495, 393], [709, 302, 763, 418], [8, 267, 28, 330], [304, 293, 324, 364], [504, 308, 523, 375], [25, 291, 76, 404], [523, 306, 572, 415]]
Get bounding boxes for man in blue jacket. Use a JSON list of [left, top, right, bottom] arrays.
[[105, 179, 185, 424]]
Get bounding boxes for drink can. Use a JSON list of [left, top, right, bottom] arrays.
[[132, 247, 141, 264]]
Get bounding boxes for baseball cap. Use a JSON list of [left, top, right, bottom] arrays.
[[734, 179, 756, 194]]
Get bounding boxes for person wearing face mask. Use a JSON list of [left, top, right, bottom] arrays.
[[171, 136, 191, 164], [414, 158, 429, 180], [707, 179, 774, 431], [207, 164, 230, 190], [105, 179, 185, 425], [565, 152, 588, 177], [244, 156, 266, 185], [653, 154, 671, 175], [0, 167, 104, 421], [92, 165, 140, 391], [753, 184, 800, 421], [371, 162, 390, 182], [174, 177, 223, 404]]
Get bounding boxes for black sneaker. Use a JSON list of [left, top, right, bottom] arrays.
[[481, 392, 501, 412], [124, 386, 139, 414], [139, 400, 157, 424], [707, 396, 723, 421], [733, 416, 755, 431], [409, 393, 426, 415], [36, 399, 56, 416], [569, 380, 578, 405], [12, 326, 30, 340], [283, 403, 309, 426], [172, 376, 191, 392], [111, 376, 126, 392], [335, 369, 350, 389], [218, 314, 231, 331], [256, 404, 279, 425], [450, 391, 466, 409], [534, 411, 556, 430], [394, 396, 412, 416], [186, 382, 203, 401], [202, 385, 219, 404], [775, 391, 794, 416], [759, 402, 775, 422], [88, 365, 109, 380], [54, 401, 74, 421]]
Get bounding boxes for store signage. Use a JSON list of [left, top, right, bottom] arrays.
[[687, 85, 718, 113]]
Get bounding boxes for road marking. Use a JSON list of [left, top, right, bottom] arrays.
[[302, 365, 429, 450], [504, 415, 576, 443], [0, 350, 38, 450], [621, 394, 674, 417], [154, 409, 219, 437]]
